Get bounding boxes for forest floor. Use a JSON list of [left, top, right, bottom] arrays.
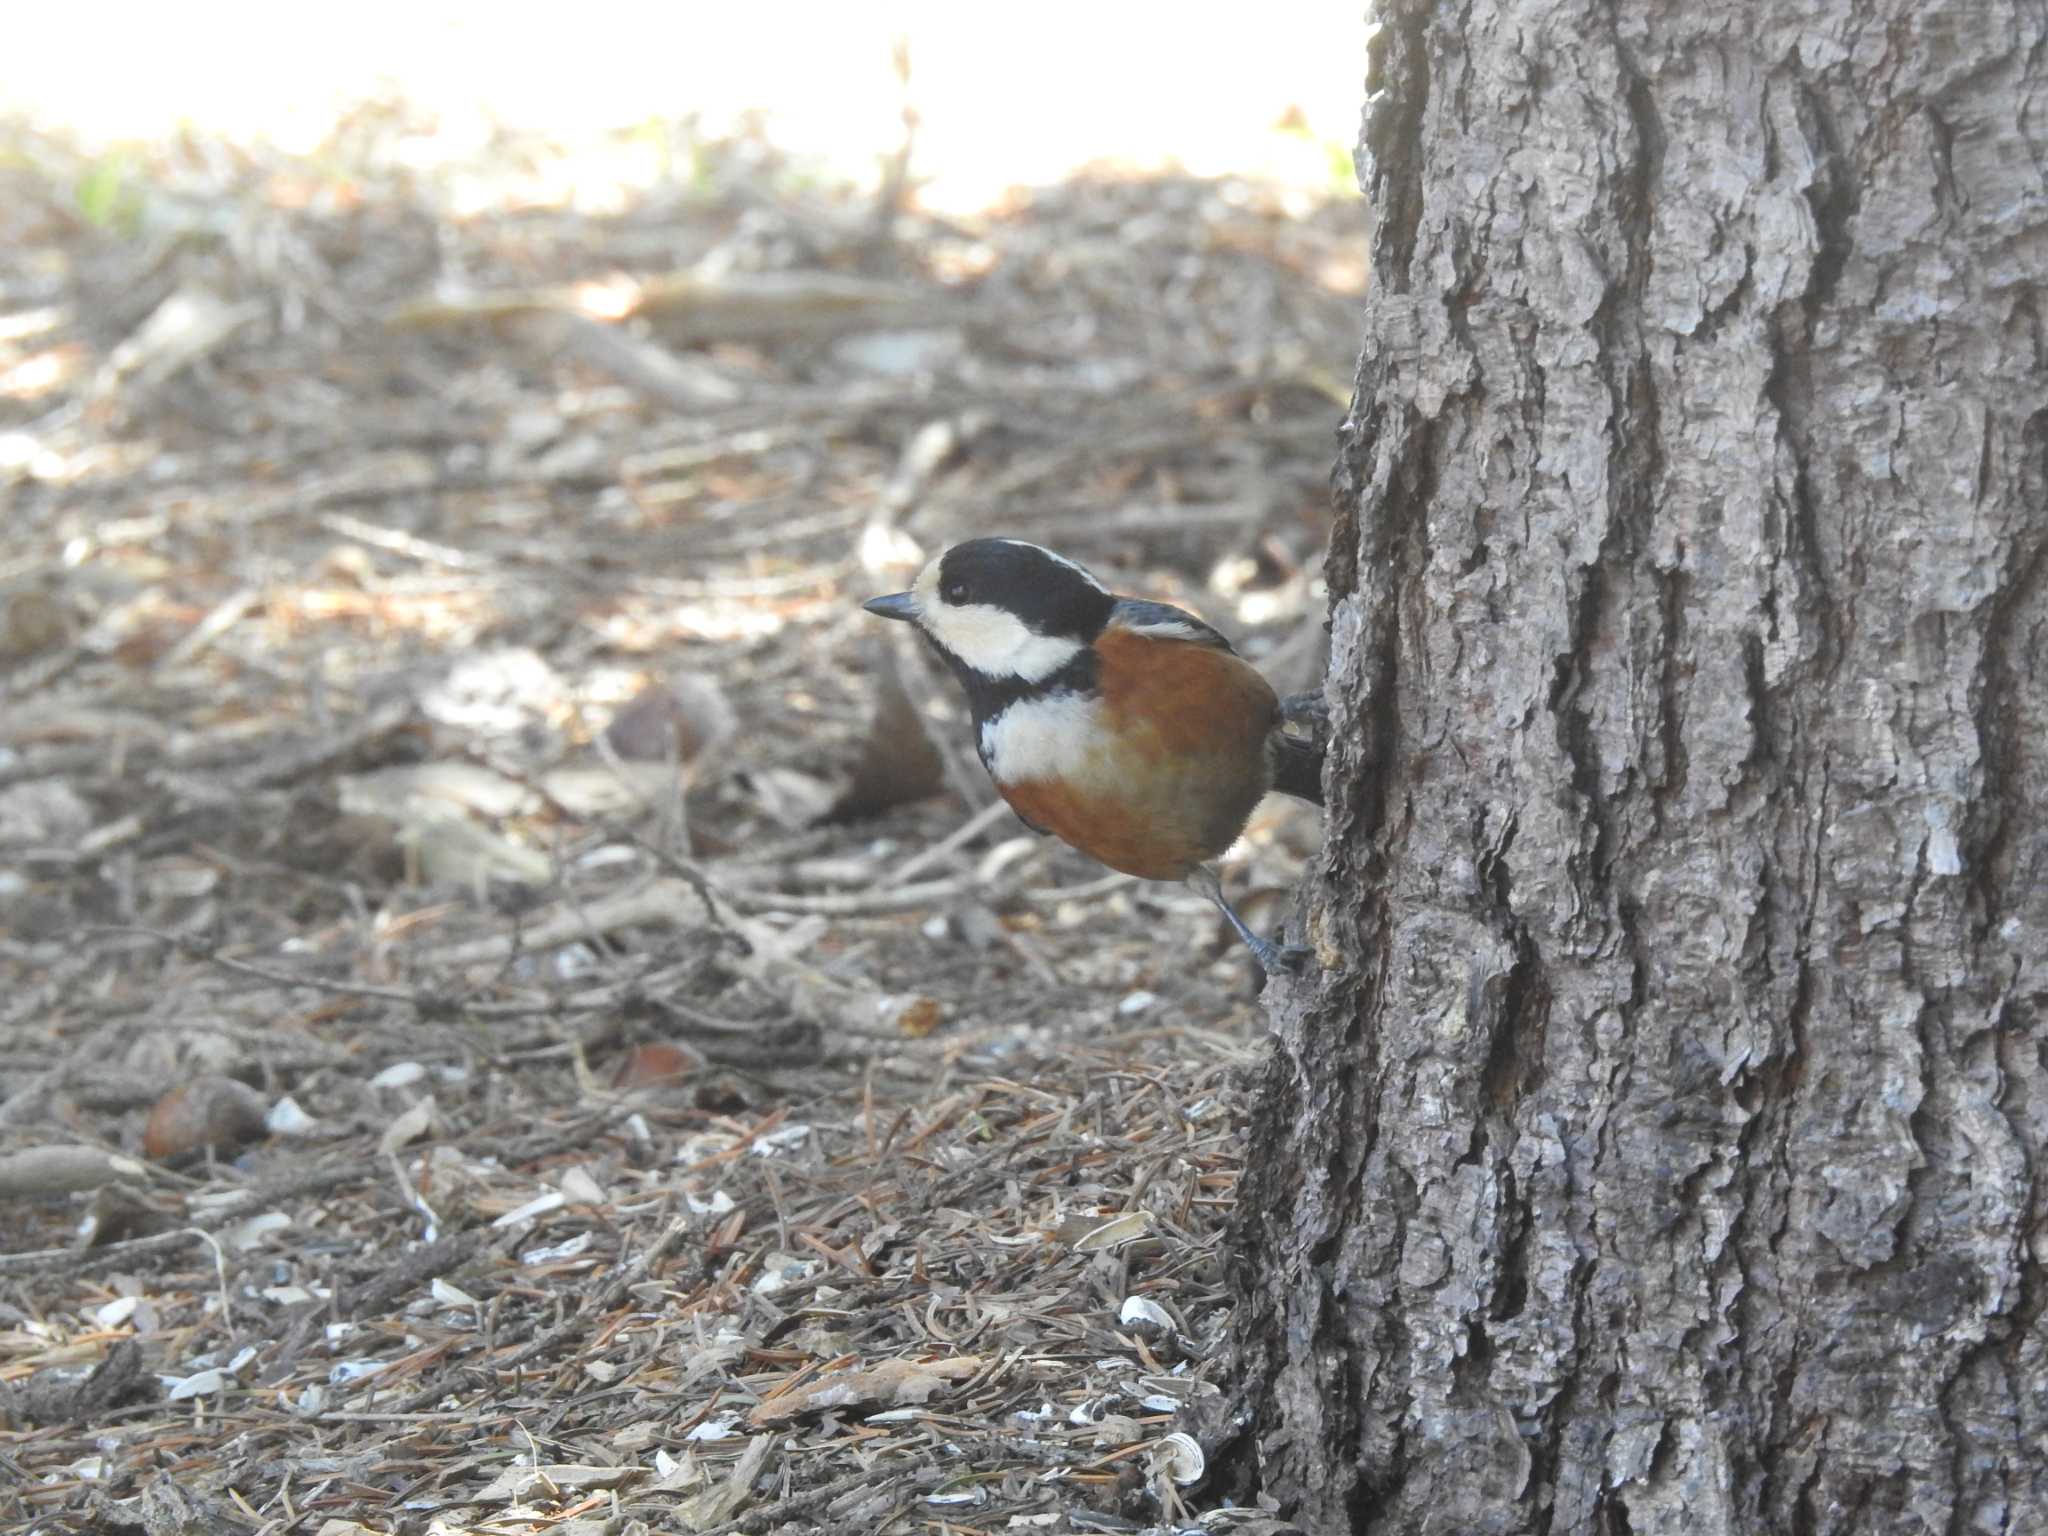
[[0, 108, 1360, 1534]]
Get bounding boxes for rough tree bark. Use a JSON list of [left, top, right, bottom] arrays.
[[1228, 1, 2047, 1532]]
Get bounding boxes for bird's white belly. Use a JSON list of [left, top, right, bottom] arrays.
[[978, 693, 1109, 786]]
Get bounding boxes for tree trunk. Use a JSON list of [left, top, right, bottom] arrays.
[[1228, 2, 2047, 1532]]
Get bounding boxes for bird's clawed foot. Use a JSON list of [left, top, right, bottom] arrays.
[[1186, 865, 1317, 979], [1278, 691, 1330, 737], [1245, 934, 1315, 976]]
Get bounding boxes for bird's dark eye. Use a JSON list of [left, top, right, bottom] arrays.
[[941, 579, 970, 605]]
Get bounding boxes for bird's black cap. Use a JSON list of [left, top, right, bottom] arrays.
[[931, 539, 1114, 639]]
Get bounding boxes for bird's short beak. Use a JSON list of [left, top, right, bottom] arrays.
[[863, 592, 919, 622]]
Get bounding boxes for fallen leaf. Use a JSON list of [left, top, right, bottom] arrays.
[[142, 1076, 268, 1162], [748, 1354, 983, 1426]]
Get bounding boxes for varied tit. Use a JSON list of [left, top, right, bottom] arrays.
[[864, 538, 1323, 972]]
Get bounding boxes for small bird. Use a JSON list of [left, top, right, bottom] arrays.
[[864, 538, 1322, 971]]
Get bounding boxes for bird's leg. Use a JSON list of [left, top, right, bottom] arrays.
[[1186, 865, 1312, 974]]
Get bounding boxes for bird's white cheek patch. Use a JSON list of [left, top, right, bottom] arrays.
[[930, 603, 1084, 682], [979, 693, 1102, 782]]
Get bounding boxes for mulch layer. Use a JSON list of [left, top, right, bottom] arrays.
[[1, 109, 1358, 1534]]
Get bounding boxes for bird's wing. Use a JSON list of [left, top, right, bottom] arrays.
[[1106, 598, 1237, 652]]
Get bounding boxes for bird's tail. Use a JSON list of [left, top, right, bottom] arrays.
[[1271, 692, 1328, 806]]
